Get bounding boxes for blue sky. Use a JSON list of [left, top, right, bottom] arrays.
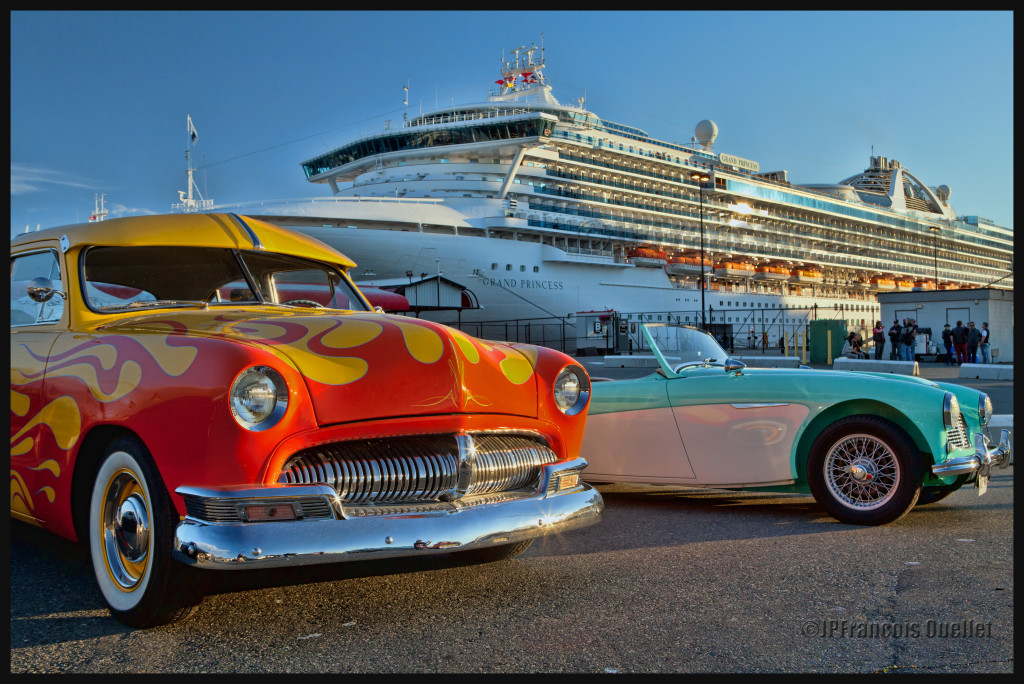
[[11, 11, 1014, 238]]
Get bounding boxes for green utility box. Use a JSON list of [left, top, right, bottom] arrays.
[[809, 320, 847, 364]]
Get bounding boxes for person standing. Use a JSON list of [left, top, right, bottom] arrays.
[[979, 322, 991, 364], [951, 320, 968, 365], [966, 321, 982, 363], [940, 323, 953, 366], [872, 321, 885, 360], [888, 319, 902, 360], [900, 318, 917, 361]]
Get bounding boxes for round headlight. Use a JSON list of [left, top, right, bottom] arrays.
[[230, 366, 288, 431], [979, 394, 993, 427], [553, 365, 590, 416], [942, 392, 960, 428]]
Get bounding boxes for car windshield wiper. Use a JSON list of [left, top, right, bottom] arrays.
[[98, 300, 210, 311]]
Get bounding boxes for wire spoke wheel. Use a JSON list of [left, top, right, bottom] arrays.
[[823, 433, 901, 511], [808, 416, 923, 525]]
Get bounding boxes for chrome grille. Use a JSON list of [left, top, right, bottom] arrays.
[[279, 433, 558, 505], [468, 434, 558, 495], [183, 495, 333, 523], [947, 414, 971, 450]]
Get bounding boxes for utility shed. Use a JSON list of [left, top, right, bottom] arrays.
[[878, 288, 1013, 363], [355, 275, 481, 318]]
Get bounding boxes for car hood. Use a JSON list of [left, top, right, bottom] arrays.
[[98, 309, 540, 425]]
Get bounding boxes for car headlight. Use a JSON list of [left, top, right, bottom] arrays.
[[978, 393, 993, 427], [942, 392, 960, 428], [553, 364, 590, 416], [230, 366, 288, 431]]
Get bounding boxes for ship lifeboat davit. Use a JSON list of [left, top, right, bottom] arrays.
[[754, 265, 791, 281], [714, 261, 755, 278], [789, 269, 823, 284], [665, 252, 711, 275], [628, 246, 669, 268], [895, 279, 914, 291], [870, 277, 896, 291], [913, 280, 936, 291], [852, 278, 871, 290]]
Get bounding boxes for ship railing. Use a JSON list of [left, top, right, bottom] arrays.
[[442, 305, 877, 357]]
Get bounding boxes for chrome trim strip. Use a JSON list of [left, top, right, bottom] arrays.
[[730, 403, 789, 409], [173, 458, 601, 569], [229, 213, 264, 250], [931, 429, 1011, 477]]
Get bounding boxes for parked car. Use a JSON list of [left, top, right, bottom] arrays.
[[11, 213, 602, 627], [581, 323, 1009, 525]]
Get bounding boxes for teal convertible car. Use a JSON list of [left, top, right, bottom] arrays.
[[581, 324, 1010, 525]]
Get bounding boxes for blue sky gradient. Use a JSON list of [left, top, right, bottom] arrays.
[[10, 11, 1013, 238]]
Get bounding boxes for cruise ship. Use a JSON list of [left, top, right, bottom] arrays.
[[204, 41, 1013, 346]]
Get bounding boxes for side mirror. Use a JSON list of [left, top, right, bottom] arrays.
[[26, 276, 65, 303], [724, 357, 746, 375]]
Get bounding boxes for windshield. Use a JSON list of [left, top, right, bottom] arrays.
[[641, 323, 729, 377], [81, 246, 370, 312]]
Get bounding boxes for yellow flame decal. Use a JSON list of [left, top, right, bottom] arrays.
[[11, 436, 33, 457], [29, 459, 61, 477], [11, 390, 30, 417], [320, 320, 383, 349], [392, 320, 444, 364], [11, 470, 34, 516], [130, 328, 200, 376], [35, 486, 56, 504], [10, 396, 82, 452], [450, 329, 480, 364], [498, 349, 535, 385]]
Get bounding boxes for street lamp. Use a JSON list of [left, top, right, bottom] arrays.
[[691, 172, 710, 329], [928, 226, 940, 290]]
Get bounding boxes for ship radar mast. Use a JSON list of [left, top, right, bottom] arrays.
[[88, 193, 107, 222], [491, 38, 556, 104], [173, 114, 214, 212]]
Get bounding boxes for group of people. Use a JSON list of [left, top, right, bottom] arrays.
[[868, 318, 991, 364], [939, 320, 991, 365]]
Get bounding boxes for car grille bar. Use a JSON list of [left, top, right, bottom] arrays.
[[947, 414, 971, 450], [278, 433, 558, 505]]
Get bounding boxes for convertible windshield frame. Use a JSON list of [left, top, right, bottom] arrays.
[[640, 323, 730, 378]]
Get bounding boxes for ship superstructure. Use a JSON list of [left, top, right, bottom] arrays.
[[205, 41, 1012, 337]]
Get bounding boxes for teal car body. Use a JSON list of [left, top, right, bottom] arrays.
[[582, 324, 1010, 525]]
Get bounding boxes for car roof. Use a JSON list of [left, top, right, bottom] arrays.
[[10, 213, 357, 269]]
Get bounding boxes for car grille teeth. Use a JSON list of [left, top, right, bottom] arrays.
[[278, 433, 557, 505], [946, 414, 971, 450]]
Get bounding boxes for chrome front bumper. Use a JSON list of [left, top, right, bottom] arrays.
[[931, 429, 1011, 478], [172, 457, 602, 569]]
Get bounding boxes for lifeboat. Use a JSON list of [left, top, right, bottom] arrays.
[[852, 279, 871, 290], [753, 265, 790, 281], [628, 246, 669, 268], [789, 269, 824, 284], [869, 277, 896, 291], [938, 282, 959, 290], [665, 252, 711, 276], [913, 280, 936, 291], [713, 261, 755, 278], [895, 279, 914, 291]]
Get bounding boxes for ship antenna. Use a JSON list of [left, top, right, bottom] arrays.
[[175, 114, 212, 212]]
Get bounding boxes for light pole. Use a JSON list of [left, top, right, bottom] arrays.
[[692, 173, 710, 329], [929, 226, 939, 290]]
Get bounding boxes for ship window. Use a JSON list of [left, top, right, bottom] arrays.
[[533, 266, 539, 272], [505, 264, 512, 271], [520, 265, 525, 272], [493, 158, 500, 164], [470, 158, 479, 163], [491, 263, 497, 270]]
